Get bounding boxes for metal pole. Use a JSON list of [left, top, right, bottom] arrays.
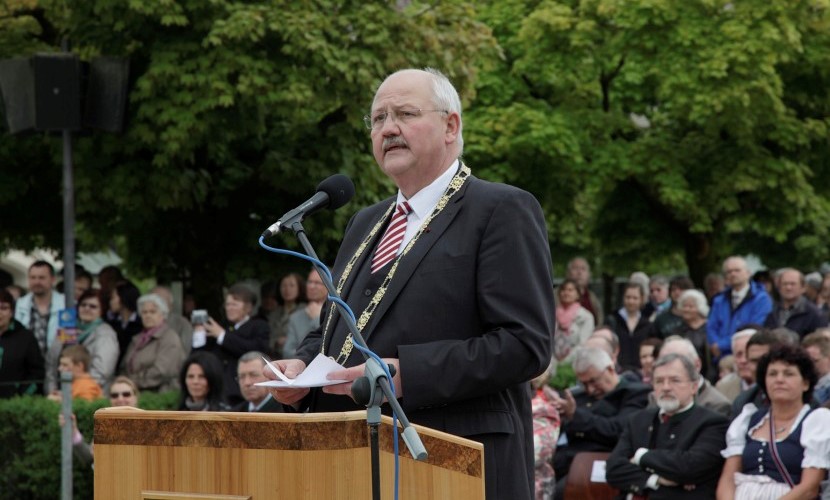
[[60, 371, 74, 500], [62, 127, 75, 310], [61, 37, 75, 311], [60, 37, 76, 500]]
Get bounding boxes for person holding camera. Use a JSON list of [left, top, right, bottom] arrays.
[[193, 283, 269, 406]]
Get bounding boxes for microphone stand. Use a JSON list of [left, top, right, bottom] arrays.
[[288, 220, 428, 500]]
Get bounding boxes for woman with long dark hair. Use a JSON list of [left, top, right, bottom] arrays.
[[178, 351, 228, 411]]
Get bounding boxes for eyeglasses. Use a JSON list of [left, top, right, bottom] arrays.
[[363, 108, 447, 130], [79, 303, 99, 309], [110, 391, 133, 398]]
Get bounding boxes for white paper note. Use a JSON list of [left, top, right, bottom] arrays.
[[256, 353, 349, 388], [590, 460, 607, 483]]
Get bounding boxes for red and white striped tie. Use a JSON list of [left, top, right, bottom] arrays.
[[371, 201, 412, 274]]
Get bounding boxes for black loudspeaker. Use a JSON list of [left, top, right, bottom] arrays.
[[33, 53, 82, 131], [0, 58, 36, 134], [84, 57, 129, 133]]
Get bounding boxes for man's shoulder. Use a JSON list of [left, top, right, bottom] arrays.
[[689, 400, 730, 426]]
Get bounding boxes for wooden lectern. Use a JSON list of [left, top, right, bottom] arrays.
[[94, 408, 484, 500]]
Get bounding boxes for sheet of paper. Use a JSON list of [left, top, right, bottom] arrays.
[[255, 353, 349, 388], [590, 460, 607, 483]]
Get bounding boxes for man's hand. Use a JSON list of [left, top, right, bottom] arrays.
[[263, 359, 309, 406], [323, 358, 402, 399], [204, 317, 224, 338], [657, 477, 678, 487], [710, 343, 721, 358], [549, 388, 576, 420]]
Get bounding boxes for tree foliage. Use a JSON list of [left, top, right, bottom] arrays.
[[0, 0, 498, 310], [468, 0, 830, 283]]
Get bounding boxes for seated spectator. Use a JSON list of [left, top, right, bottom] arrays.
[[817, 273, 830, 320], [638, 337, 662, 385], [651, 336, 731, 417], [586, 330, 641, 383], [120, 293, 186, 392], [805, 272, 823, 304], [715, 327, 758, 403], [106, 281, 143, 368], [531, 365, 560, 500], [717, 346, 830, 498], [718, 355, 736, 381], [802, 332, 830, 405], [0, 289, 44, 398], [283, 269, 325, 359], [643, 275, 671, 322], [59, 375, 140, 468], [178, 351, 228, 411], [51, 345, 102, 401], [151, 285, 193, 355], [197, 283, 269, 406], [605, 283, 652, 372], [730, 328, 800, 417], [763, 268, 828, 337], [45, 289, 119, 394], [233, 352, 282, 413], [552, 279, 595, 373], [606, 354, 728, 498], [674, 289, 714, 380], [267, 273, 306, 359], [550, 347, 651, 498], [651, 275, 694, 338]]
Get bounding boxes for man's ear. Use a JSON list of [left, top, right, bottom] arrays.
[[444, 112, 460, 145]]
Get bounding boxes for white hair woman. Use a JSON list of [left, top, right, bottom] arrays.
[[120, 293, 186, 392], [675, 289, 714, 380]]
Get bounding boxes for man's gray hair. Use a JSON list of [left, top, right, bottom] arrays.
[[650, 275, 669, 288], [424, 67, 464, 152], [661, 335, 700, 361], [731, 327, 757, 351], [573, 347, 613, 374], [653, 353, 700, 382], [137, 293, 169, 319], [678, 289, 709, 317], [239, 351, 267, 366]]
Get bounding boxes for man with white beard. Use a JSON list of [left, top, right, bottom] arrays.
[[606, 354, 729, 499]]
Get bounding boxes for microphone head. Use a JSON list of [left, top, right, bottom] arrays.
[[317, 173, 355, 210]]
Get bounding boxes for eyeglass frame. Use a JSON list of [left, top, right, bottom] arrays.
[[109, 391, 134, 398], [363, 108, 448, 130]]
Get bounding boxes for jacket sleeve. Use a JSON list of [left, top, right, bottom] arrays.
[[567, 387, 650, 448], [747, 291, 772, 325], [88, 327, 119, 389], [605, 418, 651, 493], [707, 296, 731, 353], [220, 320, 269, 358], [144, 331, 186, 391], [638, 415, 728, 484]]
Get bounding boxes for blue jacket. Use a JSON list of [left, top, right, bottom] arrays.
[[707, 281, 772, 355]]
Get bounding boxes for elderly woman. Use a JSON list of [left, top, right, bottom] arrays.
[[552, 279, 595, 372], [199, 283, 269, 406], [674, 289, 714, 380], [46, 289, 119, 394], [120, 293, 186, 392], [717, 346, 830, 499]]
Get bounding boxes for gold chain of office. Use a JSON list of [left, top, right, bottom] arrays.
[[320, 164, 471, 365]]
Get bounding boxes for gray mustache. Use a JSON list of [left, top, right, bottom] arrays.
[[383, 137, 408, 151]]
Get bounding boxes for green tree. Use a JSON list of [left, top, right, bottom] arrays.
[[469, 0, 830, 284], [0, 0, 498, 309]]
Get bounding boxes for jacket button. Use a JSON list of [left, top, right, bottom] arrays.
[[364, 289, 372, 297]]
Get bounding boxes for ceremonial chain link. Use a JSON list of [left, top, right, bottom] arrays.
[[320, 165, 471, 364]]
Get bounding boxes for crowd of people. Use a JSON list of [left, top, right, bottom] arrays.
[[0, 260, 312, 414], [534, 256, 830, 500]]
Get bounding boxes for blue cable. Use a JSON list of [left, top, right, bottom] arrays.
[[258, 236, 401, 500]]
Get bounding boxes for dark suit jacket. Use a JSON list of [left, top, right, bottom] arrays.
[[196, 317, 270, 406], [554, 379, 652, 477], [293, 173, 555, 500], [232, 395, 283, 413], [606, 405, 728, 499]]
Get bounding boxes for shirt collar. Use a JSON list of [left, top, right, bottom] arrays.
[[396, 159, 458, 219], [249, 392, 273, 412]]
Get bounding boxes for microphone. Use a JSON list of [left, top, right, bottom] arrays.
[[261, 174, 355, 238]]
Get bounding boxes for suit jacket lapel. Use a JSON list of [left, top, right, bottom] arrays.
[[362, 178, 473, 341]]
